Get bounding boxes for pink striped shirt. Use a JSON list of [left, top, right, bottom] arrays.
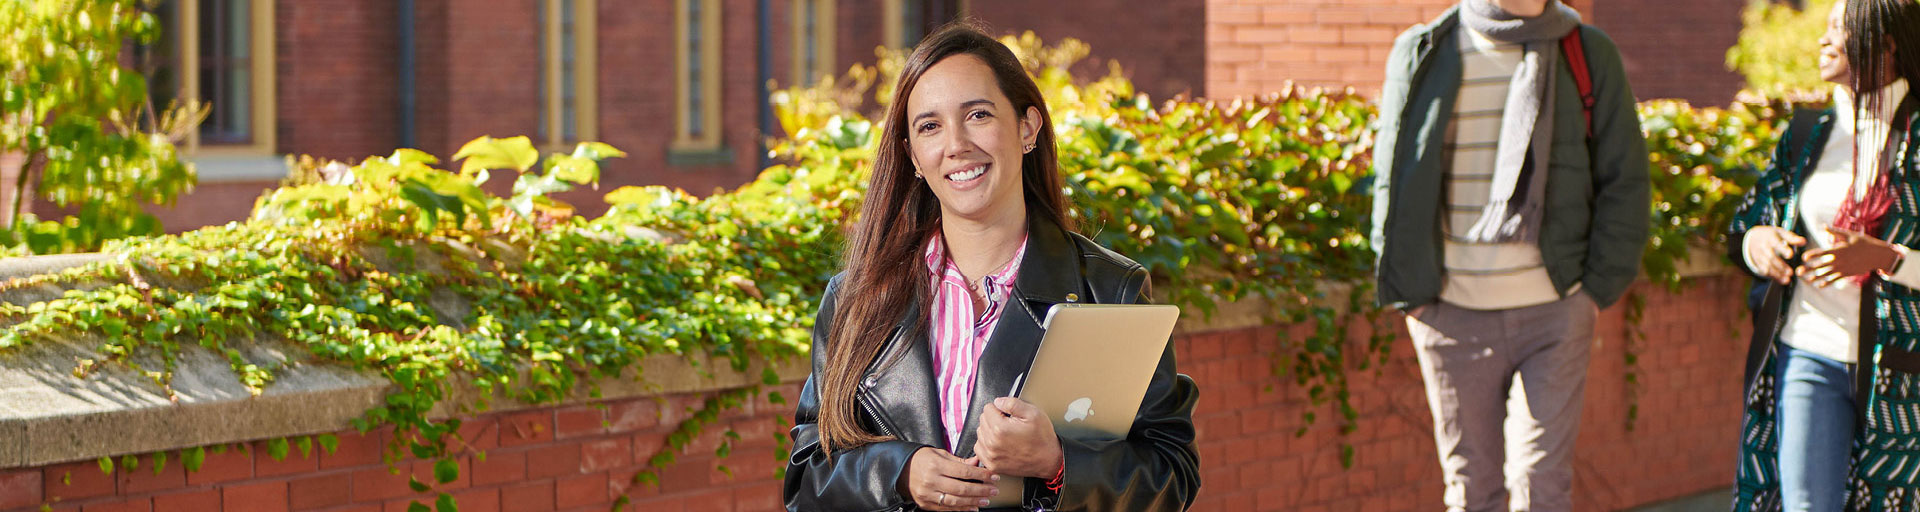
[[924, 233, 1028, 450]]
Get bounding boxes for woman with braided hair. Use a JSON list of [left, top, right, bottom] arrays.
[[1730, 1, 1920, 510]]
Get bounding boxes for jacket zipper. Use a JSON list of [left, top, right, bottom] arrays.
[[856, 389, 897, 438], [855, 392, 911, 512]]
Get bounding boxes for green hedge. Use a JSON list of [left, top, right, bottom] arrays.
[[1726, 0, 1835, 97], [0, 35, 1803, 502]]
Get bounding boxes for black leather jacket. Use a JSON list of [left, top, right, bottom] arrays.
[[784, 216, 1201, 511]]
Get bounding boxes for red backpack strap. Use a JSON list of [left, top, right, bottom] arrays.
[[1559, 28, 1596, 138]]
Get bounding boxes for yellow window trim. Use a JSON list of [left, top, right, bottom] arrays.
[[542, 0, 598, 151], [673, 0, 723, 151], [881, 0, 902, 50], [177, 0, 277, 157], [790, 0, 836, 86]]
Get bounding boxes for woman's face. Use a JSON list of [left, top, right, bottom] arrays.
[[1820, 0, 1854, 85], [904, 54, 1040, 227]]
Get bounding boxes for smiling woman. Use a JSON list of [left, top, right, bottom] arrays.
[[1728, 1, 1920, 510], [781, 22, 1200, 512]]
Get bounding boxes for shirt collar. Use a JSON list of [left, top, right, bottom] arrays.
[[923, 231, 1030, 286], [1835, 78, 1910, 136]]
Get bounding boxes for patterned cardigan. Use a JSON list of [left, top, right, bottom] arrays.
[[1730, 101, 1920, 512]]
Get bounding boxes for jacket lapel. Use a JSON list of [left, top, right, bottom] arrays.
[[1391, 9, 1462, 281], [867, 298, 948, 449], [952, 217, 1086, 457], [1405, 13, 1463, 195]]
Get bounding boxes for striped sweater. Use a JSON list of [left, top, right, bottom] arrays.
[[1438, 27, 1564, 310]]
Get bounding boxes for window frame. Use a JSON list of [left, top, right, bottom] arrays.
[[790, 0, 836, 86], [673, 0, 724, 151], [172, 0, 276, 157], [540, 0, 598, 149]]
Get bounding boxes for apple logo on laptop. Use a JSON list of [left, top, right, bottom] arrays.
[[1065, 397, 1094, 423]]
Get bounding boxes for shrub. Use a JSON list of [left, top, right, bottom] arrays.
[[1726, 0, 1836, 96], [0, 0, 203, 255]]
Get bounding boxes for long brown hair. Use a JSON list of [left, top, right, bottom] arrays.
[[816, 22, 1074, 453]]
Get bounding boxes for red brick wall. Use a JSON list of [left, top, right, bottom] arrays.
[[410, 0, 453, 163], [3, 274, 1747, 511], [1589, 0, 1747, 105], [13, 387, 796, 512], [146, 181, 276, 233], [1205, 0, 1458, 99], [968, 0, 1208, 100], [1201, 0, 1750, 103], [836, 0, 887, 85], [435, 0, 541, 191], [1188, 275, 1746, 510], [276, 0, 402, 161]]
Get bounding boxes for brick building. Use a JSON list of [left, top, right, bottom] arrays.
[[136, 0, 1747, 232], [1204, 0, 1748, 103]]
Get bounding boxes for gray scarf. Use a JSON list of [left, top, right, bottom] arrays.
[[1456, 0, 1581, 243]]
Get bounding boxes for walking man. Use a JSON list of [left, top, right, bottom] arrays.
[[1369, 0, 1648, 510]]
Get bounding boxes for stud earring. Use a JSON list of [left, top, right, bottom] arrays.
[[914, 171, 923, 179], [1023, 143, 1035, 154]]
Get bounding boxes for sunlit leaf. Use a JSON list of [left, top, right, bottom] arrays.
[[453, 135, 539, 175]]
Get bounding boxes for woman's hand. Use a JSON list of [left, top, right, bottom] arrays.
[[900, 447, 1000, 511], [975, 397, 1066, 479], [1746, 225, 1806, 284], [1799, 226, 1902, 287]]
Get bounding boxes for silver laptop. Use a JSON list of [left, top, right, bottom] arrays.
[[986, 303, 1181, 506]]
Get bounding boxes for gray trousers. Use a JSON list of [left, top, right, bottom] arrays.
[[1405, 293, 1597, 512]]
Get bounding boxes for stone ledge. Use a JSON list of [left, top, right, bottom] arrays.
[[187, 153, 291, 182]]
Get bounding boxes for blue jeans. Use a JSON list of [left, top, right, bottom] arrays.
[[1775, 343, 1856, 512]]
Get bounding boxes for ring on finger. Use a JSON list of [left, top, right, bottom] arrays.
[[939, 492, 947, 506]]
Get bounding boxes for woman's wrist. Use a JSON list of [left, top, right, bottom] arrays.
[[1044, 448, 1066, 490], [1883, 244, 1911, 276]]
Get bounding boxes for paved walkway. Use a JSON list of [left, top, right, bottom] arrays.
[[1626, 488, 1728, 512]]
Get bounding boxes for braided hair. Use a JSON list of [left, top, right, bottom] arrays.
[[1830, 0, 1920, 238]]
